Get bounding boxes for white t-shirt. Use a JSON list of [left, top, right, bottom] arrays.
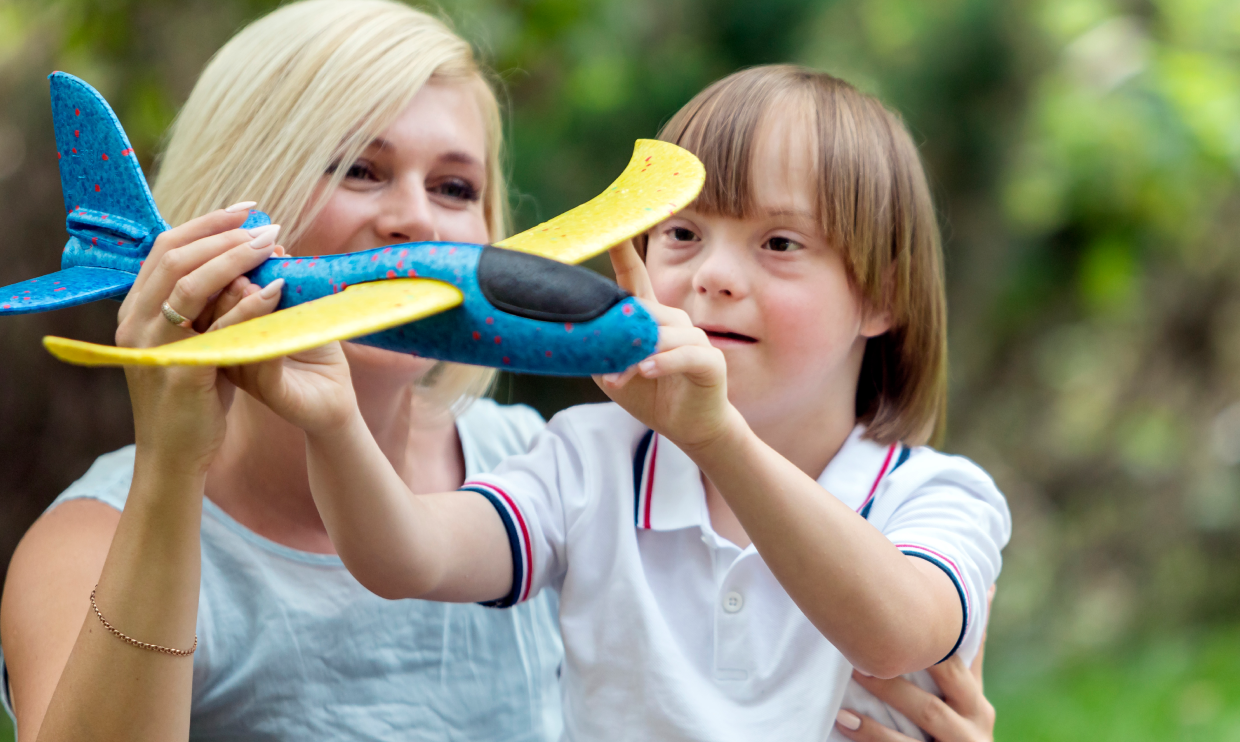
[[464, 403, 1011, 742]]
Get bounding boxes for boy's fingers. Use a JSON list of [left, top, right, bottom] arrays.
[[637, 345, 723, 383], [640, 300, 694, 329], [609, 240, 655, 300], [834, 710, 917, 742], [656, 325, 711, 352]]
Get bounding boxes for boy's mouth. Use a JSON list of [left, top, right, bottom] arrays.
[[699, 326, 758, 346]]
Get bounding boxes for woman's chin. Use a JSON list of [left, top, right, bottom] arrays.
[[342, 342, 437, 382]]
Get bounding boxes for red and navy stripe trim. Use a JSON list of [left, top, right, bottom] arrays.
[[633, 430, 658, 528], [897, 543, 970, 662], [461, 482, 533, 607], [857, 443, 908, 520]]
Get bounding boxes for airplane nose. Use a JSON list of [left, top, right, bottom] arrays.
[[477, 246, 629, 322]]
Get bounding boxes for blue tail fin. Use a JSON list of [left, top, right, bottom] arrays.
[[1, 72, 268, 315]]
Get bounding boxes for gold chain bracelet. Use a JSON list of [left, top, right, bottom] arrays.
[[90, 586, 197, 657]]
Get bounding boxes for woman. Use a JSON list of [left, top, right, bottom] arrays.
[[0, 2, 561, 740]]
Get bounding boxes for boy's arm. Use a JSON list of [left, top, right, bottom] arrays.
[[690, 425, 964, 679], [303, 409, 515, 603]]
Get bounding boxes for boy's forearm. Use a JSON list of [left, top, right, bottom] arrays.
[[686, 420, 963, 678], [303, 413, 514, 603]]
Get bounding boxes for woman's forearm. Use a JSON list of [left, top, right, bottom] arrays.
[[304, 411, 512, 603], [688, 421, 962, 678], [35, 455, 205, 742]]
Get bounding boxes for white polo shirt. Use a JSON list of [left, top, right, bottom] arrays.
[[463, 403, 1010, 741]]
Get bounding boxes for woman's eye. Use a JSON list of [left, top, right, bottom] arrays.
[[434, 178, 480, 202], [345, 162, 376, 181], [765, 236, 804, 253], [669, 227, 698, 242]]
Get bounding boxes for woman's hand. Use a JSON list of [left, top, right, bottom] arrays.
[[834, 588, 997, 742], [116, 207, 284, 472], [595, 240, 739, 451]]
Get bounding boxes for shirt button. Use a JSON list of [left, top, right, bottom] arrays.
[[722, 591, 744, 613]]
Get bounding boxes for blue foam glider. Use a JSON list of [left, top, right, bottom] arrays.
[[2, 72, 705, 375]]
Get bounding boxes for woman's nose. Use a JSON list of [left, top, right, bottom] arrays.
[[375, 179, 438, 243]]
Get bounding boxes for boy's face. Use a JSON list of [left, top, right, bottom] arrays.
[[644, 116, 891, 433]]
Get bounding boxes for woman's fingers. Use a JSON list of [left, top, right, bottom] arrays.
[[850, 671, 982, 742], [207, 278, 284, 332], [127, 207, 255, 301], [925, 657, 990, 721], [151, 225, 280, 324], [609, 240, 655, 300], [834, 709, 916, 742]]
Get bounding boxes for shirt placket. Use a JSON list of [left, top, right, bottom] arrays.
[[706, 533, 755, 683]]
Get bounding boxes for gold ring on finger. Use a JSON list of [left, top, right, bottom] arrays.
[[161, 301, 191, 327]]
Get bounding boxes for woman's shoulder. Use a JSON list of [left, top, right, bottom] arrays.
[[48, 444, 136, 514]]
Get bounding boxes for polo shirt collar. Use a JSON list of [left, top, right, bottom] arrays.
[[633, 425, 904, 531]]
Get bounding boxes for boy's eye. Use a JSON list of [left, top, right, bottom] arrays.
[[669, 227, 698, 242], [765, 236, 804, 253], [433, 178, 480, 203]]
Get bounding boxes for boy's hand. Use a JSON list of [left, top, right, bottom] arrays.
[[595, 241, 742, 451]]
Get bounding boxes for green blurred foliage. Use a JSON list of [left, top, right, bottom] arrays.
[[0, 0, 1239, 738]]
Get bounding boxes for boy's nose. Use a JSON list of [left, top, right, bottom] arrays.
[[376, 179, 438, 243], [693, 248, 747, 299]]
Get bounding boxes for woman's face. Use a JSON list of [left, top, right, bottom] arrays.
[[298, 81, 491, 380]]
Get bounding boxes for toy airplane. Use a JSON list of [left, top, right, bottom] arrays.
[[0, 72, 704, 375]]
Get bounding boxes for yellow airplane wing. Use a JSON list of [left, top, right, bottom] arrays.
[[495, 139, 704, 264], [44, 279, 462, 367]]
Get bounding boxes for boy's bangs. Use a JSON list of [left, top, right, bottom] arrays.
[[660, 73, 799, 221]]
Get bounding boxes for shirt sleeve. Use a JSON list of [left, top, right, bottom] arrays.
[[461, 411, 591, 608], [865, 449, 1011, 663]]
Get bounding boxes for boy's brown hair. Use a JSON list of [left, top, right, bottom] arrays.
[[648, 65, 946, 446]]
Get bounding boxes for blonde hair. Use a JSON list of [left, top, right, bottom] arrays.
[[152, 0, 501, 412], [652, 65, 947, 446]]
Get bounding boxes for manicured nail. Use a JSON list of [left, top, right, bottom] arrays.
[[273, 245, 286, 257], [248, 224, 280, 249], [259, 278, 285, 300], [835, 710, 861, 731], [224, 200, 258, 213]]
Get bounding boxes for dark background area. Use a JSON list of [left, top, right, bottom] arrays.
[[2, 0, 1239, 737]]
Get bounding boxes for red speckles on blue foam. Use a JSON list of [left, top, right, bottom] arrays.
[[54, 287, 66, 292], [2, 305, 9, 309], [502, 357, 510, 365], [622, 304, 634, 315], [94, 184, 100, 192], [565, 323, 574, 332], [371, 254, 379, 262], [74, 108, 80, 116], [485, 317, 494, 325], [386, 270, 396, 279], [101, 154, 108, 161], [73, 130, 79, 138], [400, 249, 408, 258], [493, 336, 501, 344], [472, 331, 481, 340], [632, 338, 643, 346], [449, 247, 456, 255], [383, 247, 391, 253], [71, 148, 76, 154], [396, 260, 404, 269], [407, 269, 417, 278], [545, 351, 552, 358], [91, 237, 97, 245], [429, 247, 437, 256]]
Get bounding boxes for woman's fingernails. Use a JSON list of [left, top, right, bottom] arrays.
[[248, 224, 281, 249], [835, 710, 861, 731], [224, 200, 258, 213], [259, 278, 285, 300]]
